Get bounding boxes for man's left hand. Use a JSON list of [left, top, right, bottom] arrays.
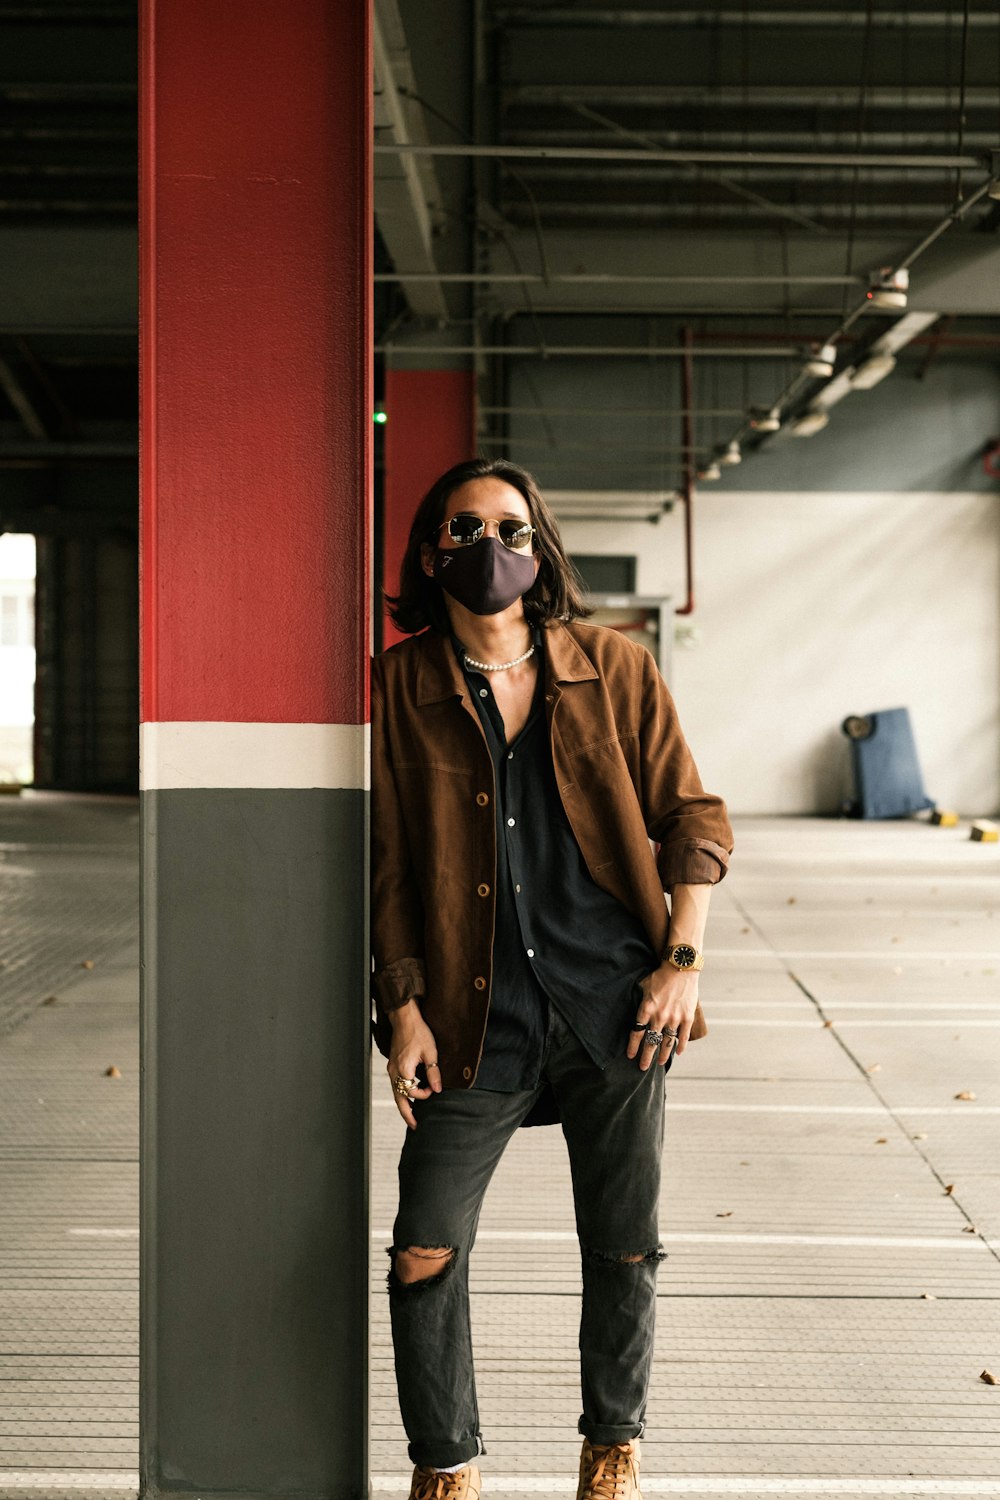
[[627, 963, 699, 1070]]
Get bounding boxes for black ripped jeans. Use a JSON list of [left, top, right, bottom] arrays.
[[387, 1003, 672, 1468]]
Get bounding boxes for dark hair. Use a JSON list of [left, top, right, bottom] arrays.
[[384, 457, 595, 635]]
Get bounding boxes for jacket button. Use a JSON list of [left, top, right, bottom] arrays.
[[463, 1066, 473, 1080], [476, 792, 489, 806], [477, 883, 490, 897], [474, 976, 487, 990]]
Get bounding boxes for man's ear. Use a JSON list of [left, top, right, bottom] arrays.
[[420, 540, 436, 579]]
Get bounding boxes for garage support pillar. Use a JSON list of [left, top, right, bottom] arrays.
[[138, 4, 371, 1497]]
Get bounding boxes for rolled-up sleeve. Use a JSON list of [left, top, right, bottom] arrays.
[[636, 645, 734, 888]]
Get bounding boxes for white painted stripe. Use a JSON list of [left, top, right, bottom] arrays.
[[139, 721, 370, 791], [371, 1229, 982, 1249], [372, 1478, 1000, 1495]]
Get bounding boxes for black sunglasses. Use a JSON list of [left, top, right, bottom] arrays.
[[432, 512, 535, 551]]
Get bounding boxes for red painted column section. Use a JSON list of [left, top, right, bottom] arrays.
[[382, 368, 476, 648], [140, 0, 371, 727]]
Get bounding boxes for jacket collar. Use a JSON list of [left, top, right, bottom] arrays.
[[414, 618, 598, 706]]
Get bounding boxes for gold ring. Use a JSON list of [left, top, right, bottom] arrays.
[[394, 1075, 417, 1096]]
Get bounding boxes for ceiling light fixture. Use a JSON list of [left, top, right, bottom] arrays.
[[697, 462, 722, 481], [790, 408, 830, 437], [719, 440, 742, 466], [867, 267, 909, 310], [751, 407, 782, 433], [803, 341, 838, 378]]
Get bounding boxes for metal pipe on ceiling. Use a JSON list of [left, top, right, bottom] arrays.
[[375, 274, 865, 285], [493, 8, 1000, 26], [377, 343, 802, 356], [374, 143, 986, 170]]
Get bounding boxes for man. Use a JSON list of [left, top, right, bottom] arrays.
[[371, 457, 733, 1500]]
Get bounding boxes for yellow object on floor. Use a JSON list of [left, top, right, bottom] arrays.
[[930, 808, 959, 826], [970, 820, 999, 842]]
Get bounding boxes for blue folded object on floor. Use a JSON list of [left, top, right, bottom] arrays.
[[841, 706, 936, 819]]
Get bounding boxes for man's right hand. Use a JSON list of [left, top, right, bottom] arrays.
[[387, 999, 442, 1130]]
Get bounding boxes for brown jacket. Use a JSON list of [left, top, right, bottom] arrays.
[[370, 617, 734, 1089]]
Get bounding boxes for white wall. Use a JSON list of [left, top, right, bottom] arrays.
[[558, 492, 1000, 818]]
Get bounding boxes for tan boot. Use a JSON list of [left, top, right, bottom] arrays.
[[577, 1437, 642, 1499], [408, 1463, 481, 1500]]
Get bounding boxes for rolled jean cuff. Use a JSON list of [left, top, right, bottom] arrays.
[[407, 1433, 485, 1468], [578, 1416, 645, 1445]]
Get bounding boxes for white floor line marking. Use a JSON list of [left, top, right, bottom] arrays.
[[707, 1002, 1000, 1011], [709, 950, 1000, 960], [372, 1100, 1000, 1114], [370, 1229, 983, 1249], [692, 1018, 1000, 1026], [67, 1227, 138, 1237], [0, 1473, 138, 1491], [372, 1478, 1000, 1495]]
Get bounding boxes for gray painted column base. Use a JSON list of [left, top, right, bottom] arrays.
[[140, 789, 369, 1500]]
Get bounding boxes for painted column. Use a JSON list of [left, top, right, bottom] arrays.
[[138, 5, 371, 1498], [382, 367, 476, 648]]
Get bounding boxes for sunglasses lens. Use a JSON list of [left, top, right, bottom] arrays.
[[447, 513, 484, 546], [499, 520, 533, 549]]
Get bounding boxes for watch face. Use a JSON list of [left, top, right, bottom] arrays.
[[673, 944, 697, 968]]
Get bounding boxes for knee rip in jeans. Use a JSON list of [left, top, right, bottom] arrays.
[[582, 1242, 667, 1266], [386, 1244, 457, 1294]]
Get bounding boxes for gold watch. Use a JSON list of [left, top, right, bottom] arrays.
[[663, 941, 704, 972]]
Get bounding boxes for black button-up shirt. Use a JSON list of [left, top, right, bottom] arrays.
[[450, 623, 662, 1092]]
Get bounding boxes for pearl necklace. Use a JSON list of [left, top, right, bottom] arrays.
[[463, 643, 536, 672]]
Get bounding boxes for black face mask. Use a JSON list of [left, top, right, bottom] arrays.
[[432, 535, 537, 616]]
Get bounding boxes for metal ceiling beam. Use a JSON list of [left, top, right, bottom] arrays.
[[375, 143, 986, 169], [502, 85, 1000, 109], [494, 8, 1000, 26], [372, 0, 448, 320]]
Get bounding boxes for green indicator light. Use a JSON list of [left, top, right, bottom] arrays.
[[373, 408, 387, 424]]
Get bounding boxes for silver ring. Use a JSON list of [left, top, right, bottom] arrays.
[[645, 1029, 664, 1048], [425, 1061, 439, 1069]]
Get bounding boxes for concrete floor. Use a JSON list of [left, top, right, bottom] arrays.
[[2, 796, 999, 1498]]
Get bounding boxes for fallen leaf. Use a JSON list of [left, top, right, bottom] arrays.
[[823, 1019, 834, 1028], [912, 1132, 928, 1140], [875, 1137, 888, 1144], [739, 1161, 749, 1166], [41, 995, 58, 1005], [740, 926, 750, 934], [955, 1090, 976, 1101], [716, 1211, 733, 1218], [944, 1183, 955, 1195], [920, 1292, 937, 1299], [104, 1065, 121, 1078], [787, 896, 797, 905], [866, 1062, 882, 1073], [963, 1225, 976, 1233], [80, 959, 94, 969], [981, 1369, 997, 1385]]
